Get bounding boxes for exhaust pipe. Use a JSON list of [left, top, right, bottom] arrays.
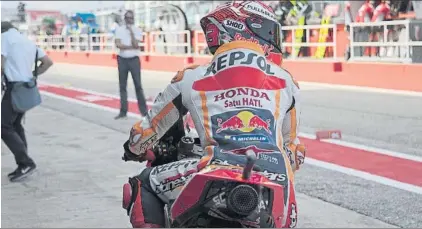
[[226, 150, 260, 217]]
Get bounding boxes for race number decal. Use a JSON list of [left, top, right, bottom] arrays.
[[205, 23, 219, 47]]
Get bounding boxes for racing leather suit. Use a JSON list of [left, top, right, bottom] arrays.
[[124, 40, 305, 228]]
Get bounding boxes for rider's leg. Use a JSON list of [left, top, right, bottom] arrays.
[[123, 159, 200, 228], [264, 177, 297, 228], [148, 158, 200, 203], [123, 168, 165, 228], [282, 180, 298, 228], [258, 151, 298, 228]]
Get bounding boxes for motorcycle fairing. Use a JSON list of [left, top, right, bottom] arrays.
[[170, 166, 285, 227]]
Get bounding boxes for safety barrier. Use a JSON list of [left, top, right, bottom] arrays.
[[30, 31, 192, 55], [193, 30, 209, 55], [33, 31, 422, 92], [149, 30, 191, 55], [349, 20, 422, 63], [88, 34, 115, 52], [30, 22, 422, 64], [193, 23, 339, 59], [31, 24, 339, 59], [31, 33, 119, 52]]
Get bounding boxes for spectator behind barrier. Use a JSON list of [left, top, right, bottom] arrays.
[[371, 0, 393, 57], [351, 0, 374, 58]]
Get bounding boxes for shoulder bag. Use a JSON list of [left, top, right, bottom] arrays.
[[10, 48, 42, 113]]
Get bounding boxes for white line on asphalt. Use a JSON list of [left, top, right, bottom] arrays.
[[39, 82, 422, 163], [297, 133, 422, 163], [77, 94, 113, 102], [39, 81, 140, 102], [40, 91, 142, 119], [306, 158, 422, 195], [40, 89, 422, 194]]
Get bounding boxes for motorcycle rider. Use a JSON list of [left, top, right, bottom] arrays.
[[122, 1, 306, 228]]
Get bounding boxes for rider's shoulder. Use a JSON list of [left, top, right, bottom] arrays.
[[171, 65, 202, 84], [275, 66, 300, 89]]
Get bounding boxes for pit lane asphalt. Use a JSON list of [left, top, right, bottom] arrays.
[[1, 104, 395, 228], [41, 63, 422, 157], [2, 63, 420, 227]]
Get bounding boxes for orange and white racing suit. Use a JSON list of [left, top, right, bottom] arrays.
[[124, 40, 306, 228]]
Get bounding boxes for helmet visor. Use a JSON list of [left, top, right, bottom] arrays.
[[245, 16, 282, 54]]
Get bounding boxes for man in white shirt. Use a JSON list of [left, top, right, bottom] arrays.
[[1, 21, 53, 182], [114, 10, 148, 119]]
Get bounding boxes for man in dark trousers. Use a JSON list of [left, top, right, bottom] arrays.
[[1, 21, 53, 182], [114, 10, 148, 119]]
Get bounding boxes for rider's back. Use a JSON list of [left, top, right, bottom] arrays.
[[177, 41, 298, 170]]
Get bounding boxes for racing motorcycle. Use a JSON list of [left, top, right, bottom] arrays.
[[122, 117, 286, 228]]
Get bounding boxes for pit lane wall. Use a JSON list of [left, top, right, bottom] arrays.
[[46, 51, 422, 92], [36, 20, 422, 92]]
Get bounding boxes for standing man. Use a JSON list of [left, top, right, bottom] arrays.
[[1, 21, 53, 182], [114, 10, 148, 119]]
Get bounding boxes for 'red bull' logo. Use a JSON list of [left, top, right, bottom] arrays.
[[215, 111, 272, 134], [249, 115, 271, 133], [216, 116, 244, 133]]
